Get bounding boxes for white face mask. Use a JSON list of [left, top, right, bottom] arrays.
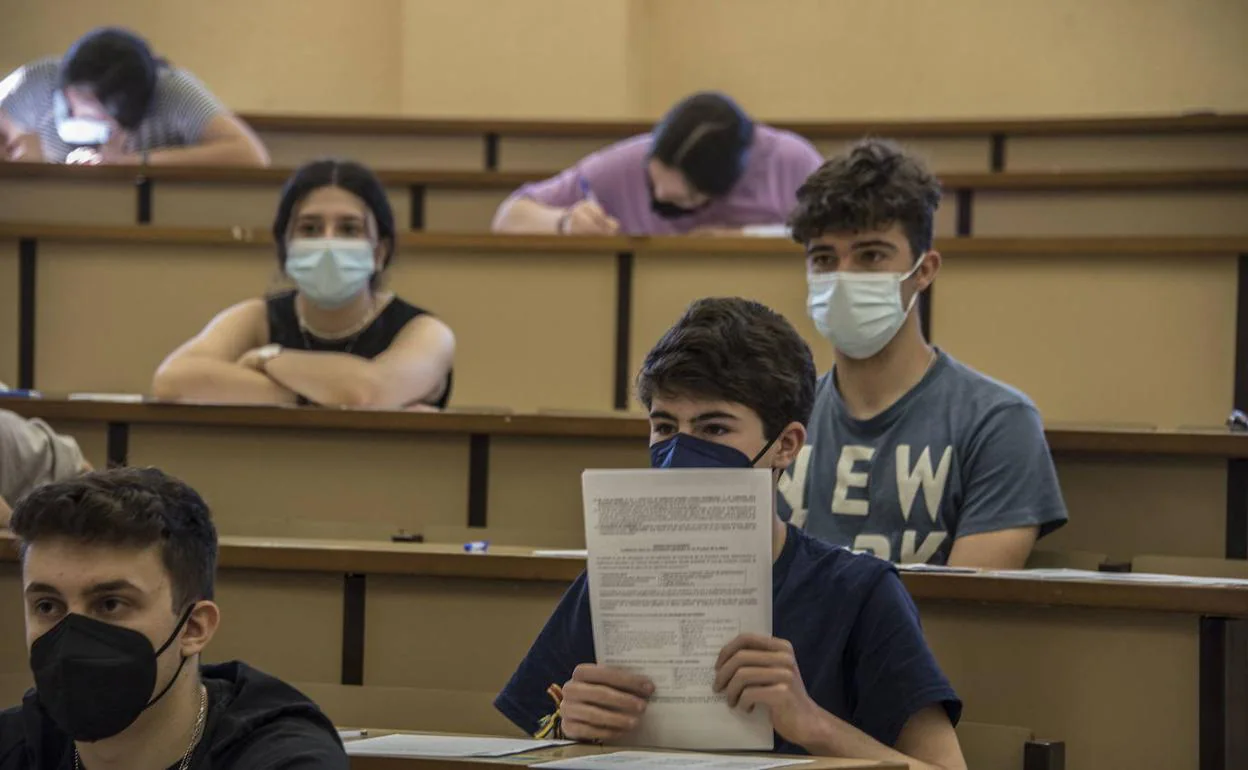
[[53, 91, 112, 146], [285, 238, 376, 309], [807, 255, 925, 359]]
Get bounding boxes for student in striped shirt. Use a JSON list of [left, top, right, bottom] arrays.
[[0, 27, 268, 167]]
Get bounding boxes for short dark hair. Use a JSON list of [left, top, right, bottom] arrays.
[[61, 27, 160, 130], [9, 467, 218, 610], [272, 159, 397, 288], [651, 92, 755, 197], [637, 297, 816, 438], [789, 139, 942, 259]]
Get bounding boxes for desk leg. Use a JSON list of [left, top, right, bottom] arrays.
[[1201, 617, 1248, 770], [1024, 740, 1065, 770], [342, 573, 367, 686]]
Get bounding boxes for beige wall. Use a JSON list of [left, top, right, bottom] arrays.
[[2, 0, 1245, 119]]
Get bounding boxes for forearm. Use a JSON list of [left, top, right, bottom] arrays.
[[136, 138, 269, 167], [0, 496, 10, 529], [798, 710, 944, 770], [263, 350, 388, 409], [152, 359, 297, 405], [492, 197, 566, 234]]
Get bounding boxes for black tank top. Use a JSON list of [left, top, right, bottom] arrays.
[[265, 290, 452, 409]]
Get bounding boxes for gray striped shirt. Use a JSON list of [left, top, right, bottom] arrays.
[[0, 57, 225, 162]]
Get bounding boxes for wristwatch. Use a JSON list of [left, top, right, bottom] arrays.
[[255, 343, 283, 370]]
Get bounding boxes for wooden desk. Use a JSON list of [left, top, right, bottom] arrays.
[[0, 224, 1243, 433], [342, 735, 905, 770], [228, 111, 1248, 174], [347, 743, 905, 770], [2, 163, 1246, 239], [2, 537, 1239, 769], [2, 399, 1247, 561]]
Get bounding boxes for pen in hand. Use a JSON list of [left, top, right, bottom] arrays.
[[558, 176, 618, 235]]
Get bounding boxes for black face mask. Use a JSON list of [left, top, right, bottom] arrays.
[[30, 606, 195, 742], [647, 178, 711, 220]]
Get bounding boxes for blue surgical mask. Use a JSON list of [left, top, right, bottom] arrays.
[[650, 433, 777, 469], [53, 91, 112, 146], [285, 238, 376, 309]]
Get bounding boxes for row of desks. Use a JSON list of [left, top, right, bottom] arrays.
[[2, 399, 1247, 561], [2, 535, 1243, 769], [2, 164, 1246, 236], [0, 227, 1244, 431]]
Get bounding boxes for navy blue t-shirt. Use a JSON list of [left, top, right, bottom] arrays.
[[495, 524, 961, 754]]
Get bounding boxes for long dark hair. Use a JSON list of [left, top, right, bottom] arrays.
[[272, 159, 397, 287]]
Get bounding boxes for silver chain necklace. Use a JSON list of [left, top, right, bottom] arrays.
[[74, 685, 208, 770]]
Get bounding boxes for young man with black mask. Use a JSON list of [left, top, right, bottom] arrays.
[[496, 298, 966, 768], [0, 467, 347, 769], [491, 92, 822, 236]]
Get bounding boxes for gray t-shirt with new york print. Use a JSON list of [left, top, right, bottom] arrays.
[[778, 350, 1068, 564]]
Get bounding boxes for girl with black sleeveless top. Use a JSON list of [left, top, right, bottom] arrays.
[[153, 160, 455, 409]]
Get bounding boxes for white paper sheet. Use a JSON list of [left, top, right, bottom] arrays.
[[343, 733, 571, 758], [986, 567, 1248, 587], [534, 750, 813, 770], [533, 549, 590, 558], [582, 469, 775, 751]]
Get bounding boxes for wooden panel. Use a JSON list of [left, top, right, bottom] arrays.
[[424, 189, 510, 233], [256, 132, 484, 171], [205, 569, 342, 684], [43, 421, 109, 471], [0, 674, 31, 712], [497, 137, 617, 172], [0, 241, 16, 387], [153, 182, 413, 231], [295, 682, 518, 735], [631, 250, 833, 413], [974, 190, 1248, 236], [936, 253, 1237, 426], [363, 575, 565, 692], [0, 563, 26, 677], [390, 251, 617, 411], [922, 602, 1198, 770], [1007, 133, 1248, 171], [486, 436, 644, 547], [956, 722, 1032, 770], [35, 242, 272, 394], [1048, 456, 1226, 560], [1133, 554, 1248, 579], [813, 137, 992, 173], [0, 178, 133, 225], [126, 425, 470, 539]]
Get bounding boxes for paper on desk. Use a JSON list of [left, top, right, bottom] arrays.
[[582, 469, 775, 751], [343, 733, 571, 758], [989, 568, 1248, 587], [533, 549, 589, 558], [533, 750, 813, 770]]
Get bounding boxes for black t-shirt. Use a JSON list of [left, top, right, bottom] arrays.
[[265, 290, 452, 409], [0, 661, 347, 770]]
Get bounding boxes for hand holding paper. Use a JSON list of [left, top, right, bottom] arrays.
[[561, 663, 655, 742], [715, 633, 820, 746]]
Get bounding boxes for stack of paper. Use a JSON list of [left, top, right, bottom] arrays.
[[344, 734, 571, 758], [534, 750, 813, 770]]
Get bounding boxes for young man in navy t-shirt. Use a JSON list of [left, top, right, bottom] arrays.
[[496, 298, 966, 768]]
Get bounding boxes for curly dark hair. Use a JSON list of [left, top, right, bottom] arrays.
[[637, 297, 816, 438], [788, 138, 942, 260], [9, 467, 218, 610]]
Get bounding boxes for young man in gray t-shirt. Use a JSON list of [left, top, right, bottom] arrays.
[[777, 139, 1067, 568]]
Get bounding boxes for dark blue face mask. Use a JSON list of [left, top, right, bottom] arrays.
[[650, 433, 778, 469]]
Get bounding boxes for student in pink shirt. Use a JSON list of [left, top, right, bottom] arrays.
[[492, 92, 823, 236]]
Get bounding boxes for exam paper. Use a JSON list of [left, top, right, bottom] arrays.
[[534, 750, 813, 770], [582, 469, 775, 750], [343, 733, 571, 757]]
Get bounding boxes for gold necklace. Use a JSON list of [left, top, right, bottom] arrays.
[[296, 294, 380, 341], [75, 685, 207, 770]]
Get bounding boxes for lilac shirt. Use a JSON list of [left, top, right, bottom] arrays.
[[508, 126, 824, 235]]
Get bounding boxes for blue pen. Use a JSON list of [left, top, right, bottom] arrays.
[[464, 540, 490, 553], [0, 389, 42, 399], [577, 176, 598, 204]]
